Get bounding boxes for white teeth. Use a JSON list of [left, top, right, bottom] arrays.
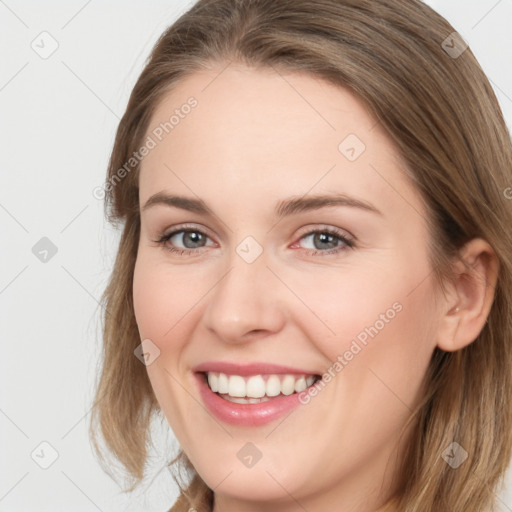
[[207, 373, 219, 392], [228, 375, 246, 397], [246, 375, 266, 398], [281, 375, 296, 395], [266, 375, 281, 397], [294, 376, 307, 392], [218, 373, 229, 394], [205, 372, 318, 399]]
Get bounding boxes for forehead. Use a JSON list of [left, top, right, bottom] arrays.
[[138, 64, 423, 221]]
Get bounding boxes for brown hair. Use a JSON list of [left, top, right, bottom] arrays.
[[89, 1, 512, 511]]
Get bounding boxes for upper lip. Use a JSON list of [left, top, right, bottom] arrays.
[[193, 361, 320, 377]]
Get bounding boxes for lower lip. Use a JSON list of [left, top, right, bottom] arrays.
[[195, 373, 305, 427]]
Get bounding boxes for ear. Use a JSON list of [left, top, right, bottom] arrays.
[[436, 238, 499, 352]]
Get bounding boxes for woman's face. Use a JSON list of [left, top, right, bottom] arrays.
[[133, 64, 444, 510]]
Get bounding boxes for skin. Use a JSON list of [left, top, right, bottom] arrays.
[[132, 63, 498, 512]]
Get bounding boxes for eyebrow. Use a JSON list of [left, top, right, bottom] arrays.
[[142, 192, 382, 218]]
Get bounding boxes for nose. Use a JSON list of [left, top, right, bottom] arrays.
[[201, 252, 287, 344]]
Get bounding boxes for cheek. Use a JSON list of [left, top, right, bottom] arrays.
[[132, 254, 204, 348], [289, 258, 438, 394], [132, 261, 169, 343], [283, 264, 407, 353], [132, 255, 202, 438]]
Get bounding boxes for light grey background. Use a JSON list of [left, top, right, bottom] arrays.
[[1, 1, 511, 511]]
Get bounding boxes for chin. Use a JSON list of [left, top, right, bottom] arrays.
[[186, 449, 306, 502], [206, 471, 296, 503]]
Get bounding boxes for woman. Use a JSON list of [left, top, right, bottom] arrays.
[[90, 1, 512, 511]]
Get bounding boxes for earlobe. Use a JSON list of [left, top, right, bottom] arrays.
[[436, 238, 499, 352]]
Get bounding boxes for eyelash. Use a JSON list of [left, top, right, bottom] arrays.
[[153, 224, 355, 257]]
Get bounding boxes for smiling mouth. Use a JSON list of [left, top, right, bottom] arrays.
[[200, 371, 322, 404]]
